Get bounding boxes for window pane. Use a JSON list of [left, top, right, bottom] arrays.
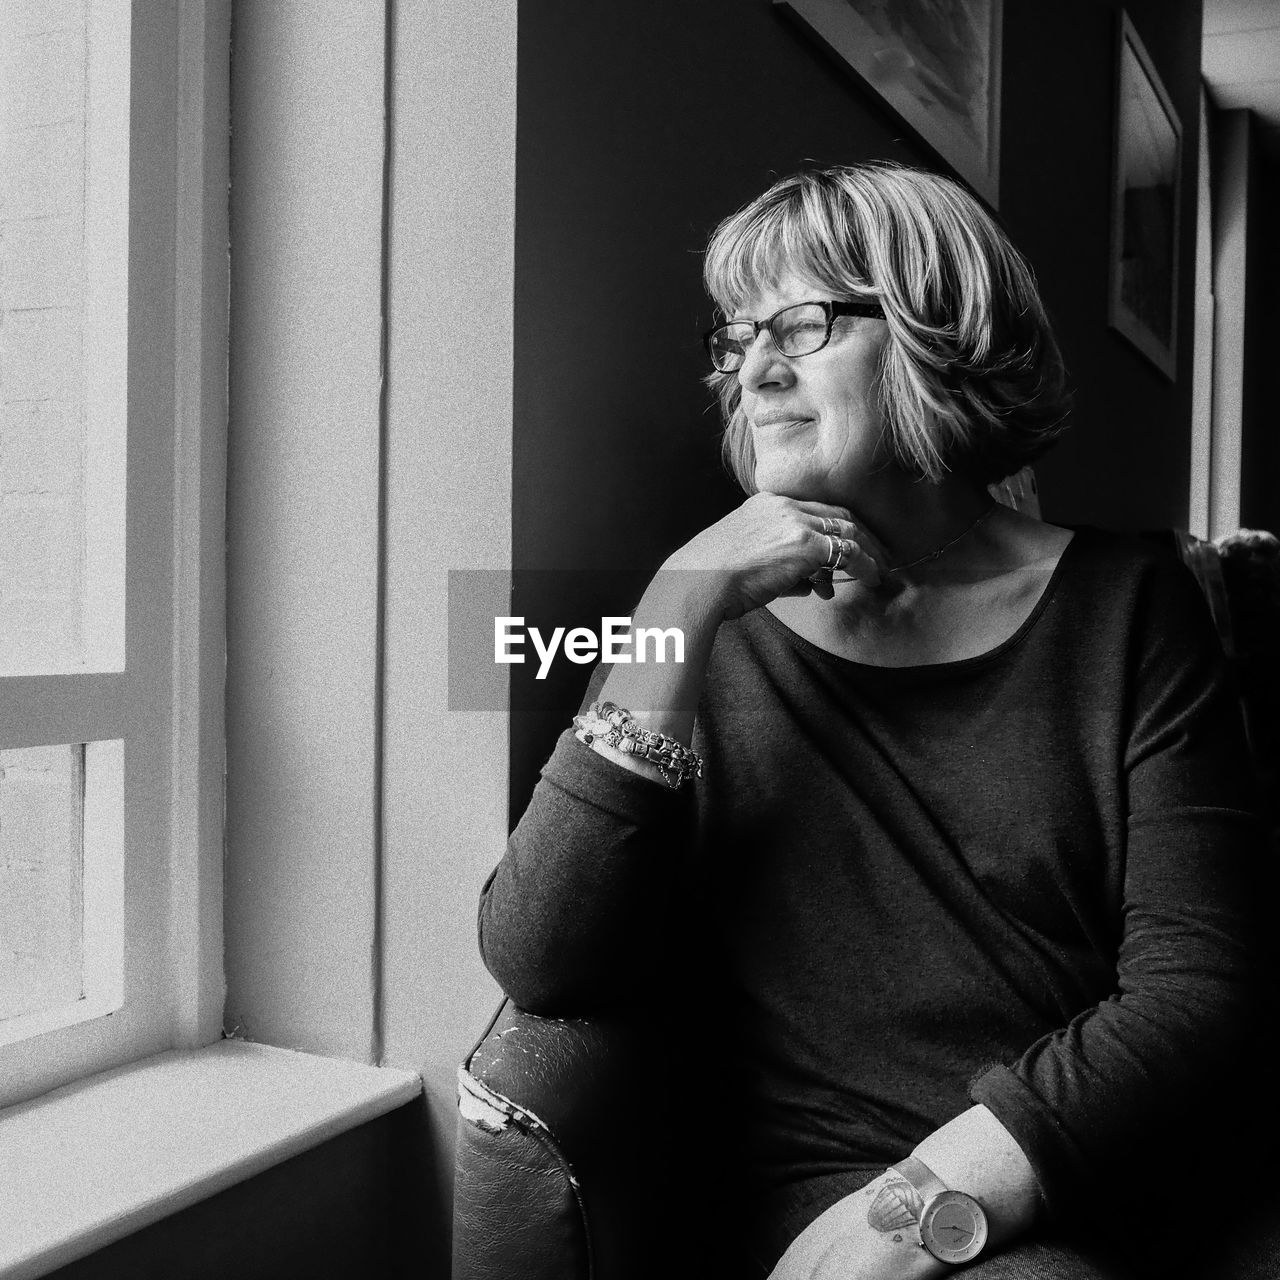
[[0, 744, 84, 1022], [0, 0, 126, 674]]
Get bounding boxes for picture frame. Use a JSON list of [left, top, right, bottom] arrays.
[[774, 0, 1002, 208], [1108, 13, 1182, 379]]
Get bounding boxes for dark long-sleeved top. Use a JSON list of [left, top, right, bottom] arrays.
[[479, 528, 1264, 1224]]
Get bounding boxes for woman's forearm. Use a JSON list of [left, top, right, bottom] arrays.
[[477, 568, 721, 1010], [478, 734, 696, 1012], [768, 1107, 1040, 1280], [481, 492, 870, 1008], [912, 1104, 1041, 1244]]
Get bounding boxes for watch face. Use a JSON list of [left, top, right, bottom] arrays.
[[920, 1190, 989, 1264]]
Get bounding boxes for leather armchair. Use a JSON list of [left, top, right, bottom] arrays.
[[452, 998, 687, 1280]]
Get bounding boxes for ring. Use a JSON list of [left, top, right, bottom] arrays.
[[823, 535, 842, 570], [820, 517, 838, 536], [834, 538, 852, 571]]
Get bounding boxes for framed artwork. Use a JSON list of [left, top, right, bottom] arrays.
[[1109, 14, 1182, 379], [774, 0, 1002, 207]]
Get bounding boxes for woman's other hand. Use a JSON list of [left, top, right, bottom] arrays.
[[661, 492, 883, 621], [767, 1174, 946, 1280], [769, 1106, 1040, 1279]]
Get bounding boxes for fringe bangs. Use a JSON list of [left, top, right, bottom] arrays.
[[704, 177, 876, 315]]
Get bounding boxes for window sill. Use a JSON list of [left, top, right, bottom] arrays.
[[0, 1038, 421, 1280]]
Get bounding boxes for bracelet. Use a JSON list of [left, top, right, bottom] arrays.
[[572, 700, 703, 790]]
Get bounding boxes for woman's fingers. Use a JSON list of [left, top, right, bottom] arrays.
[[842, 520, 891, 566], [836, 538, 882, 587], [801, 571, 836, 601], [787, 499, 888, 574], [767, 573, 833, 611], [665, 493, 886, 617], [789, 499, 854, 522], [808, 527, 881, 588]]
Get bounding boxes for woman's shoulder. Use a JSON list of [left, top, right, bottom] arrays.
[[1009, 517, 1160, 567], [1054, 525, 1227, 657], [971, 517, 1219, 666], [972, 509, 1171, 594], [1058, 524, 1210, 594]]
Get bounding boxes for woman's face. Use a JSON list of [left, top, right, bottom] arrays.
[[735, 271, 891, 505]]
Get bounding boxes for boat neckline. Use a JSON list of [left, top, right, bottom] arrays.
[[755, 529, 1080, 675]]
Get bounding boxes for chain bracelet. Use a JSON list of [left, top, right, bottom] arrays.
[[572, 700, 703, 789]]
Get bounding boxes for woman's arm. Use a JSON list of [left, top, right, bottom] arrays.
[[479, 493, 876, 1013], [966, 552, 1266, 1217], [769, 1106, 1039, 1280], [476, 574, 717, 1013]]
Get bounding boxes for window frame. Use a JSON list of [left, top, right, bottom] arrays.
[[0, 0, 228, 1110]]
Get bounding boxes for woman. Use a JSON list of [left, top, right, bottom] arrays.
[[478, 164, 1263, 1279]]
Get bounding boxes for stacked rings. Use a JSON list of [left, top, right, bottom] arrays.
[[823, 535, 853, 571]]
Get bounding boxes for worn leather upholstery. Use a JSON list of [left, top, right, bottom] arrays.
[[452, 999, 675, 1280]]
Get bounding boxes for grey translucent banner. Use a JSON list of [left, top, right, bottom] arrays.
[[447, 569, 694, 712]]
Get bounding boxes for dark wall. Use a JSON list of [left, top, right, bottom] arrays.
[[510, 0, 1205, 816], [1000, 2, 1202, 527]]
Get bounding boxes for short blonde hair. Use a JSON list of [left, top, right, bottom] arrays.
[[703, 163, 1071, 489]]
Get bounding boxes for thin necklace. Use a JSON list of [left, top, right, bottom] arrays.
[[829, 501, 998, 582]]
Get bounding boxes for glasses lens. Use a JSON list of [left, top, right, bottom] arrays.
[[772, 303, 830, 357], [708, 323, 754, 372]]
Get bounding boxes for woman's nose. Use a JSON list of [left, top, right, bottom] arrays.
[[737, 329, 794, 392]]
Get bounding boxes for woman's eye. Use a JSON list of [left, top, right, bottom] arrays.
[[777, 320, 825, 349]]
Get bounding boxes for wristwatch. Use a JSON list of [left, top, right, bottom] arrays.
[[890, 1155, 989, 1265]]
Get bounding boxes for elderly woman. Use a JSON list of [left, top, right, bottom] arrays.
[[478, 164, 1263, 1279]]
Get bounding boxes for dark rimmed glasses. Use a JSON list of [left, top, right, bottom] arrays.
[[703, 299, 886, 373]]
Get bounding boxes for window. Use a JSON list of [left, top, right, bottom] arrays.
[[0, 0, 226, 1108]]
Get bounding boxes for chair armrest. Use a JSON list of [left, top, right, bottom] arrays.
[[453, 1000, 668, 1280], [464, 1000, 660, 1164]]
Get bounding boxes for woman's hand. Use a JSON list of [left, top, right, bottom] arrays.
[[769, 1107, 1040, 1280], [661, 492, 883, 621], [767, 1174, 946, 1280], [590, 493, 886, 758]]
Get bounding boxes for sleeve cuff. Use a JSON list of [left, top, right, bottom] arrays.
[[969, 1064, 1090, 1221], [539, 727, 694, 826]]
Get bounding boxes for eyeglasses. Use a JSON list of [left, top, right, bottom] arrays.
[[704, 299, 885, 373]]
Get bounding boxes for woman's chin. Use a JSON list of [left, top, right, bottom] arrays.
[[754, 466, 834, 503]]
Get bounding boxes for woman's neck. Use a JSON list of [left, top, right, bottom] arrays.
[[768, 506, 1074, 667], [846, 477, 992, 575]]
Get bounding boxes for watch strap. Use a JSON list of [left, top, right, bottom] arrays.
[[890, 1154, 950, 1202]]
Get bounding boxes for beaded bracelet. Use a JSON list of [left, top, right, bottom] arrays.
[[572, 700, 704, 790]]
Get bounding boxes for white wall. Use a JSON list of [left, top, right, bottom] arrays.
[[225, 2, 386, 1059], [380, 0, 514, 1184], [224, 0, 516, 1245], [1209, 108, 1249, 541]]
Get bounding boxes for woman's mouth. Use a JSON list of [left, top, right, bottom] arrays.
[[751, 415, 812, 432]]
